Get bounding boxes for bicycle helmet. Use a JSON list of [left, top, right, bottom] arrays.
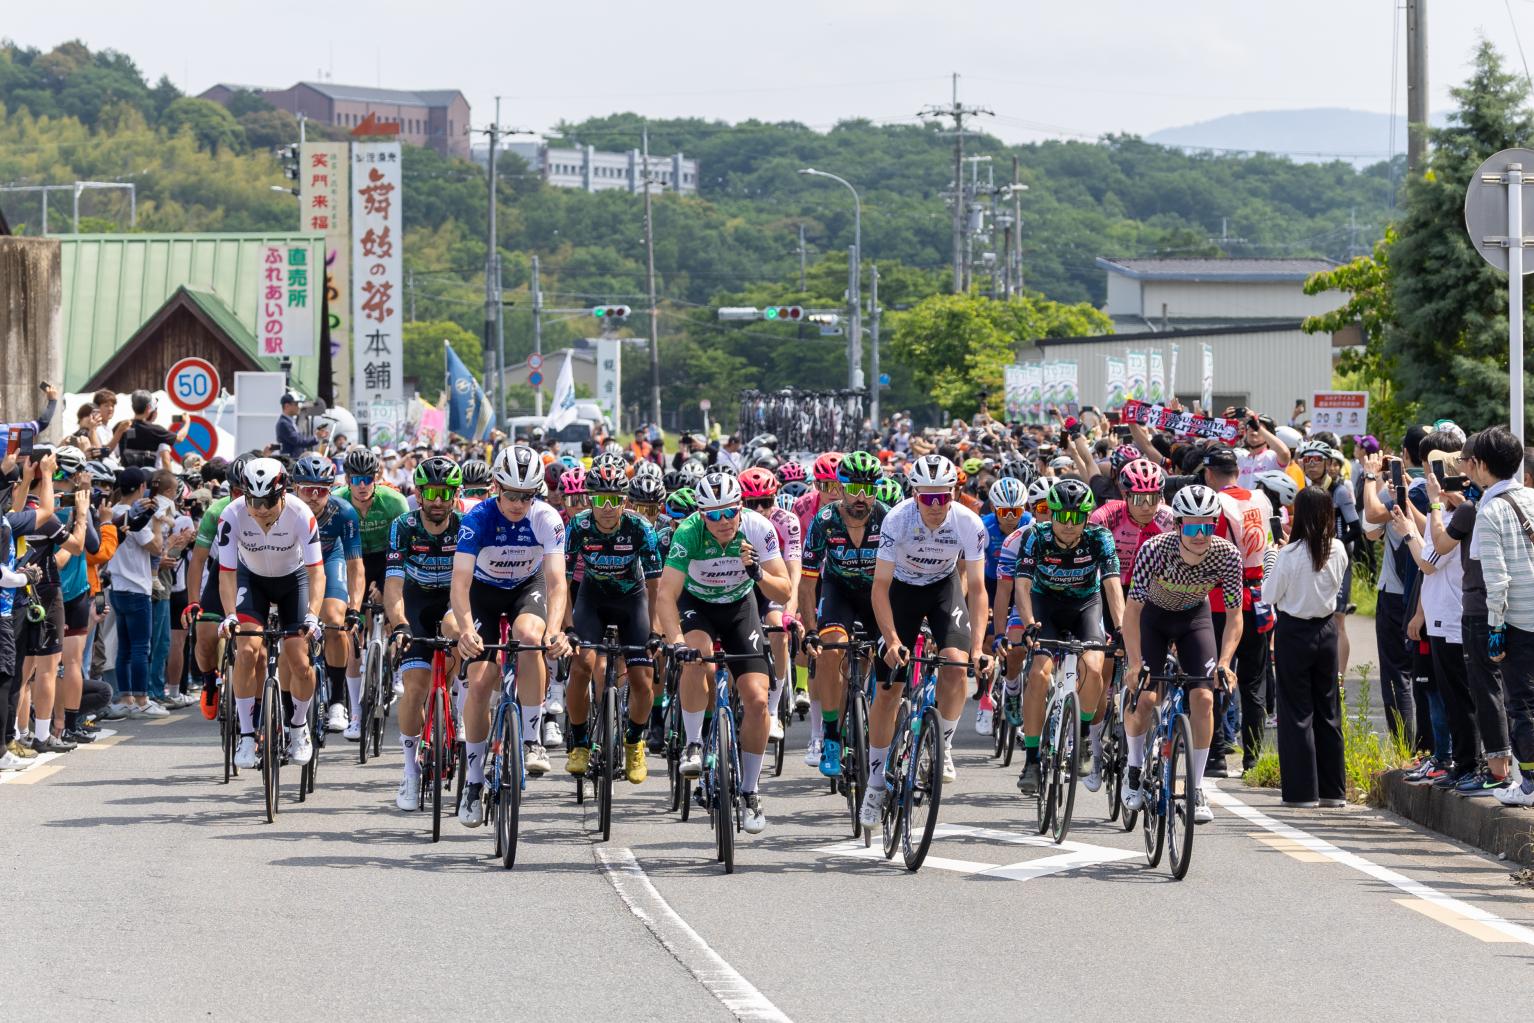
[[586, 462, 627, 494], [460, 460, 492, 488], [558, 454, 581, 470], [52, 444, 88, 478], [665, 487, 699, 519], [343, 447, 379, 477], [750, 450, 780, 472], [414, 456, 462, 489], [780, 479, 810, 500], [874, 477, 904, 505], [632, 460, 663, 483], [1026, 477, 1052, 509], [1170, 483, 1222, 519], [1109, 444, 1143, 475], [628, 474, 666, 505], [293, 453, 336, 485], [695, 472, 742, 510], [711, 461, 739, 478], [228, 454, 254, 493], [997, 458, 1038, 486], [1118, 458, 1165, 495], [774, 491, 797, 512], [662, 469, 689, 493], [988, 477, 1028, 509], [85, 460, 117, 487], [560, 466, 587, 495], [602, 441, 625, 459], [591, 451, 628, 476], [837, 450, 882, 485], [544, 462, 565, 492], [746, 433, 778, 452], [907, 454, 958, 489], [492, 444, 543, 490], [1046, 478, 1095, 515], [777, 461, 808, 484], [739, 467, 780, 501], [243, 457, 288, 500], [812, 452, 844, 482], [678, 460, 707, 488], [1253, 469, 1300, 508], [1294, 439, 1332, 462], [961, 457, 983, 477]]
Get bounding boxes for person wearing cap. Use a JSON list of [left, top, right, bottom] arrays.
[[277, 393, 329, 460], [115, 390, 188, 472]]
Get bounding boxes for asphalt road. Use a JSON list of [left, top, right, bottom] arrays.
[[6, 701, 1534, 1022]]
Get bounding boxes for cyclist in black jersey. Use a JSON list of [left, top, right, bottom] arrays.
[[563, 463, 664, 784]]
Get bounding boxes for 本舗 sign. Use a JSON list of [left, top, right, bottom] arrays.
[[165, 357, 219, 412], [301, 142, 351, 405], [258, 242, 316, 357], [1311, 391, 1369, 436], [351, 141, 405, 423]]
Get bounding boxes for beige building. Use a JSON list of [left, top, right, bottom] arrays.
[[201, 82, 470, 159]]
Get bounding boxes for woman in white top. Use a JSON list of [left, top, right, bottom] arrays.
[[1262, 486, 1349, 808]]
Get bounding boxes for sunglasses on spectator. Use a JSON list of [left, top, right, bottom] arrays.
[[842, 482, 877, 497], [349, 474, 374, 486], [916, 492, 952, 507], [501, 489, 537, 504], [590, 493, 624, 509], [1054, 509, 1087, 525], [298, 485, 330, 499], [994, 505, 1024, 517], [1181, 521, 1216, 538], [704, 507, 740, 522], [420, 485, 457, 503]]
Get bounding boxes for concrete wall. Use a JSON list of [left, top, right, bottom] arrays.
[[1104, 272, 1142, 318], [1139, 279, 1343, 320], [0, 237, 63, 436]]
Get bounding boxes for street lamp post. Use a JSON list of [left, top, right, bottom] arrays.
[[798, 168, 863, 400]]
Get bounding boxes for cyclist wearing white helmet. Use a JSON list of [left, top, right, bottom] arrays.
[[452, 444, 572, 827], [1120, 483, 1244, 825]]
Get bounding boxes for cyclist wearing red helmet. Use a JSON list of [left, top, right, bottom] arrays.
[[742, 467, 802, 741]]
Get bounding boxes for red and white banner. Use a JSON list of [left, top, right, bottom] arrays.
[[1121, 399, 1240, 443]]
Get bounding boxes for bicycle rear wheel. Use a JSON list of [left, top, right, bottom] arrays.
[[261, 676, 281, 823], [1142, 740, 1166, 867], [665, 681, 684, 813], [772, 680, 790, 777], [597, 684, 616, 842], [713, 712, 736, 874], [881, 703, 911, 861], [220, 672, 236, 783], [359, 640, 381, 765], [429, 689, 445, 843], [1166, 713, 1195, 880], [1102, 702, 1123, 823], [1050, 692, 1079, 844], [498, 707, 523, 869], [1034, 702, 1056, 836], [902, 707, 944, 872]]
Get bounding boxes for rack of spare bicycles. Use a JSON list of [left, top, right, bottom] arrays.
[[737, 388, 867, 454]]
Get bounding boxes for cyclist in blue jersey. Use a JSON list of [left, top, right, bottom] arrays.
[[452, 445, 572, 827], [293, 455, 364, 737], [982, 476, 1033, 599]]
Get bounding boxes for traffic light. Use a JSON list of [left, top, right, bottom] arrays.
[[592, 305, 631, 320], [762, 305, 804, 321]]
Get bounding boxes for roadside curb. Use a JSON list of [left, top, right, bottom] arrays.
[[1378, 769, 1534, 866]]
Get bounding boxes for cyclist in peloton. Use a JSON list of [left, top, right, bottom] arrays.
[[336, 447, 409, 703], [562, 461, 663, 784], [188, 453, 251, 719], [863, 454, 991, 827], [657, 472, 791, 834], [217, 459, 325, 769], [1120, 484, 1244, 825], [383, 456, 463, 811], [995, 478, 1123, 796], [800, 450, 888, 779], [793, 453, 843, 715], [453, 445, 572, 827], [292, 454, 365, 738], [739, 467, 802, 746], [457, 459, 492, 514]]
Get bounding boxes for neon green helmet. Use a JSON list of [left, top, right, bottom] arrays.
[[836, 450, 882, 485], [665, 487, 698, 519], [1046, 477, 1095, 515], [413, 456, 462, 489], [874, 476, 903, 505]]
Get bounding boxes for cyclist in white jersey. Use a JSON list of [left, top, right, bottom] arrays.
[[215, 459, 325, 769], [863, 454, 992, 826]]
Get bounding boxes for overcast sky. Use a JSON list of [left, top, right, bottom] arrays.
[[8, 0, 1534, 151]]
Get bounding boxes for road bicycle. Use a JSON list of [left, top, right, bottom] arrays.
[[467, 636, 552, 870], [1100, 655, 1129, 826], [1128, 667, 1208, 880], [569, 627, 656, 843], [1027, 635, 1105, 845], [356, 598, 392, 764], [403, 633, 462, 843], [682, 648, 766, 874], [763, 623, 798, 776], [227, 612, 302, 824], [806, 628, 875, 840]]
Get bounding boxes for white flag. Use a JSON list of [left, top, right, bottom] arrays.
[[542, 352, 578, 434]]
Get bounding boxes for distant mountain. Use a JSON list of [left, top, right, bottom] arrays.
[[1148, 107, 1448, 165]]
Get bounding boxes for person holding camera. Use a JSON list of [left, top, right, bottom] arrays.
[[276, 393, 330, 460]]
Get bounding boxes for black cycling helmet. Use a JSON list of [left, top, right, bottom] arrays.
[[343, 447, 379, 477], [629, 474, 666, 505], [292, 454, 336, 485], [662, 469, 689, 493], [586, 462, 628, 494], [460, 459, 492, 488], [228, 453, 255, 494], [997, 458, 1038, 487], [413, 455, 462, 488]]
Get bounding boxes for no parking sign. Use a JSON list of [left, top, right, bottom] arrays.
[[166, 358, 220, 412], [172, 414, 218, 464]]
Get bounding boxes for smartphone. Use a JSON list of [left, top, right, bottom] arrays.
[[1114, 425, 1132, 440], [171, 414, 185, 430], [1390, 460, 1407, 507], [1431, 461, 1466, 492], [1234, 406, 1248, 421], [13, 425, 35, 458]]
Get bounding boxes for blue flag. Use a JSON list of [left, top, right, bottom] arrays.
[[445, 340, 495, 441]]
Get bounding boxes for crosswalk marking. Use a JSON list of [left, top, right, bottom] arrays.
[[815, 822, 1138, 879]]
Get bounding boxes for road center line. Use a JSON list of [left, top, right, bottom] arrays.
[[1207, 782, 1534, 946], [595, 847, 792, 1023]]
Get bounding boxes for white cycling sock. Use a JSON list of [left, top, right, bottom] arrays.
[[938, 715, 959, 750], [1004, 674, 1022, 695], [1190, 745, 1210, 791], [1127, 731, 1146, 770], [521, 705, 541, 743], [740, 751, 763, 794], [346, 671, 362, 718], [1088, 719, 1105, 759], [809, 699, 824, 741], [454, 680, 468, 724], [683, 709, 704, 744], [290, 696, 311, 729], [401, 733, 420, 777], [466, 739, 488, 784], [767, 677, 784, 718], [867, 743, 890, 788], [236, 697, 255, 734]]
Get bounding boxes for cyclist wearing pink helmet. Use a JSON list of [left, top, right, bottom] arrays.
[[777, 461, 808, 485], [1089, 459, 1172, 588], [741, 467, 803, 743]]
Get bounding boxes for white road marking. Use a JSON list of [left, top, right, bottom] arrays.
[[596, 847, 792, 1023], [1208, 782, 1534, 946], [815, 822, 1138, 879], [0, 729, 119, 786]]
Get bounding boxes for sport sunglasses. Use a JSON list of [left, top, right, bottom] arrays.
[[1053, 509, 1087, 525], [1181, 521, 1216, 538], [348, 474, 374, 486], [704, 506, 741, 522], [841, 482, 877, 498], [916, 492, 952, 507], [419, 485, 458, 503], [993, 505, 1024, 517], [590, 492, 624, 509]]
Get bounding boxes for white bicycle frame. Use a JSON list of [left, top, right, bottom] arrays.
[[1045, 650, 1080, 751]]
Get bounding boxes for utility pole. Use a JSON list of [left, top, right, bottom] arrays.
[[532, 254, 543, 417], [848, 244, 862, 390], [643, 127, 663, 430], [869, 263, 881, 428], [407, 268, 416, 321], [470, 98, 528, 422], [798, 223, 807, 291], [920, 73, 990, 294], [1406, 0, 1428, 175], [1012, 155, 1024, 295]]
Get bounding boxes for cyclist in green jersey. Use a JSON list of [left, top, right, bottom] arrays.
[[185, 453, 254, 714], [335, 448, 410, 597]]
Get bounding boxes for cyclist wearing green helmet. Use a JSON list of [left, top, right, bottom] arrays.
[[874, 476, 903, 508], [994, 476, 1124, 797]]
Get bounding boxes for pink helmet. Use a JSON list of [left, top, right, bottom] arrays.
[[559, 467, 587, 495], [1118, 458, 1164, 495], [739, 467, 780, 500], [812, 452, 843, 482], [1109, 444, 1144, 474], [777, 461, 808, 484]]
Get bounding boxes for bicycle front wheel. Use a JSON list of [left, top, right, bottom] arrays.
[[902, 707, 944, 872], [1102, 701, 1123, 823], [714, 712, 736, 874], [429, 689, 445, 843], [597, 685, 617, 842], [221, 673, 237, 783], [359, 641, 381, 765], [1167, 713, 1195, 880], [881, 703, 911, 860], [1142, 740, 1166, 867], [498, 707, 522, 869], [847, 684, 870, 842], [261, 676, 281, 823], [1050, 692, 1079, 845]]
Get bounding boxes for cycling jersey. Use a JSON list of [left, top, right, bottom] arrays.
[[665, 510, 782, 604], [652, 519, 675, 561], [875, 498, 987, 586], [1212, 485, 1275, 613], [1129, 530, 1243, 612], [315, 496, 363, 561], [195, 495, 233, 558], [564, 509, 662, 597], [792, 490, 831, 547], [802, 502, 886, 591], [335, 484, 410, 554], [981, 511, 1032, 582], [456, 498, 565, 589], [1001, 522, 1119, 600], [215, 495, 322, 577], [1088, 500, 1174, 586], [765, 505, 803, 563], [386, 510, 461, 590]]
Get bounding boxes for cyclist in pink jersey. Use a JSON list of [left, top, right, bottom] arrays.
[[742, 468, 803, 740]]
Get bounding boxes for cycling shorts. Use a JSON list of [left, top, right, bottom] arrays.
[[1027, 588, 1106, 653], [468, 575, 548, 648], [401, 582, 453, 674], [888, 571, 970, 655], [234, 564, 310, 634], [63, 591, 93, 637], [362, 551, 387, 596], [196, 561, 223, 622], [677, 590, 770, 678], [814, 576, 887, 683], [1137, 601, 1218, 687], [571, 584, 652, 667], [322, 549, 349, 604]]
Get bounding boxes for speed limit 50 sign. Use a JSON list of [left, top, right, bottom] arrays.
[[166, 357, 220, 412]]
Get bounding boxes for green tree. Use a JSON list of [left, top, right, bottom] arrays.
[[237, 107, 299, 151], [160, 97, 245, 154], [403, 319, 483, 397]]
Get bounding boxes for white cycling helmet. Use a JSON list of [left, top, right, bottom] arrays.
[[1253, 470, 1299, 507], [1274, 425, 1303, 449], [907, 454, 957, 488], [1294, 439, 1333, 462], [632, 460, 663, 483], [243, 457, 288, 499], [1170, 483, 1222, 519], [53, 445, 88, 477], [1026, 477, 1052, 506], [988, 477, 1027, 509], [492, 445, 543, 490], [695, 471, 742, 510]]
